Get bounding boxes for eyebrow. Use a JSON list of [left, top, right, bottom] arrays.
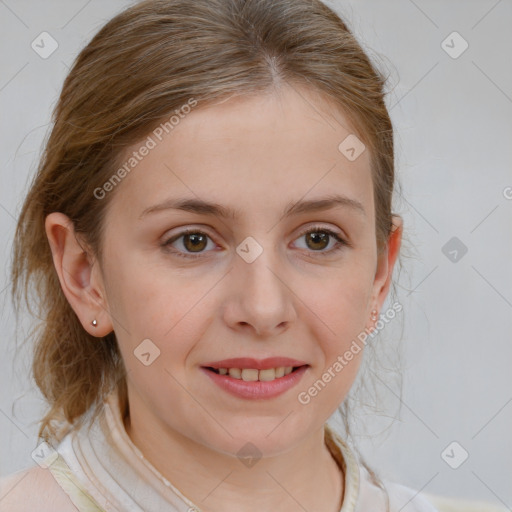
[[139, 194, 366, 220]]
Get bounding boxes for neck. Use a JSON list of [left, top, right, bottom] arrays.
[[123, 403, 344, 512]]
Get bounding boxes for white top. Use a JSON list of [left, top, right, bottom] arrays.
[[0, 388, 439, 512]]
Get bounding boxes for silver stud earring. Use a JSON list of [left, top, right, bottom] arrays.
[[370, 309, 378, 321], [92, 319, 98, 327]]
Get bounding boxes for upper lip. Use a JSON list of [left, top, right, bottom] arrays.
[[201, 357, 309, 370]]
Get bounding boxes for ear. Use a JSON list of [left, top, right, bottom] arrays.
[[44, 212, 113, 337], [368, 215, 403, 323]]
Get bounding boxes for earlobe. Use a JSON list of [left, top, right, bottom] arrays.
[[44, 212, 113, 337]]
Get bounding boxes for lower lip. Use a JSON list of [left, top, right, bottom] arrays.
[[201, 366, 309, 400]]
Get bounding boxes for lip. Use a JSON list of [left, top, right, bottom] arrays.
[[201, 357, 308, 370], [200, 365, 309, 400]]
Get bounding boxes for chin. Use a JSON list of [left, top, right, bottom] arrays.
[[196, 418, 310, 459]]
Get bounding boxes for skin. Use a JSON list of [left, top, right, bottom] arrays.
[[45, 84, 402, 512]]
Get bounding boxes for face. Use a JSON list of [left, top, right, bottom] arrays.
[[52, 84, 401, 457]]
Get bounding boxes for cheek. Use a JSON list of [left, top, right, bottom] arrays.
[[104, 248, 189, 330], [101, 254, 198, 377], [300, 264, 374, 340], [293, 264, 373, 403]]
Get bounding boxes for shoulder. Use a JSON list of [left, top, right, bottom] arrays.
[[0, 465, 78, 512], [421, 493, 510, 512], [384, 480, 440, 512], [356, 464, 439, 512]]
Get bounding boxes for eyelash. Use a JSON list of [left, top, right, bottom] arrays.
[[161, 226, 349, 259]]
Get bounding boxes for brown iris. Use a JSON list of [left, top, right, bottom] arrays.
[[305, 231, 330, 251], [183, 232, 208, 252]]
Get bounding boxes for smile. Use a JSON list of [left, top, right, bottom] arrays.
[[201, 365, 309, 400], [206, 366, 299, 381]]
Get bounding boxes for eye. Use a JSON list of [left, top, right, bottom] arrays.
[[293, 226, 349, 256], [161, 225, 350, 260], [161, 229, 216, 259]]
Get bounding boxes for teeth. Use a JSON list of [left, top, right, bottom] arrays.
[[241, 369, 259, 381], [216, 366, 298, 381], [228, 368, 241, 379], [259, 368, 277, 381]]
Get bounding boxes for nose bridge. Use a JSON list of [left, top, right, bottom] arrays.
[[237, 232, 286, 301], [226, 232, 294, 335]]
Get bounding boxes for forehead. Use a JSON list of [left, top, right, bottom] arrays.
[[108, 85, 374, 223]]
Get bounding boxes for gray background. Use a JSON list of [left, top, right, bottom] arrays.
[[0, 0, 511, 507]]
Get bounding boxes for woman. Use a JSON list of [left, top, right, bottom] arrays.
[[1, 0, 439, 510]]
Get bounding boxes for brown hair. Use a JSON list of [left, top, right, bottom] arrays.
[[11, 0, 401, 502]]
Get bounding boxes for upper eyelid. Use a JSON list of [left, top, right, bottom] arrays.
[[163, 224, 348, 250], [164, 223, 345, 240]]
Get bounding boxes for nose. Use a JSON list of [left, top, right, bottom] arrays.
[[222, 248, 297, 338]]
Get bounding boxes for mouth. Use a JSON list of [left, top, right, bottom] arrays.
[[200, 363, 310, 400], [202, 365, 308, 382]]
